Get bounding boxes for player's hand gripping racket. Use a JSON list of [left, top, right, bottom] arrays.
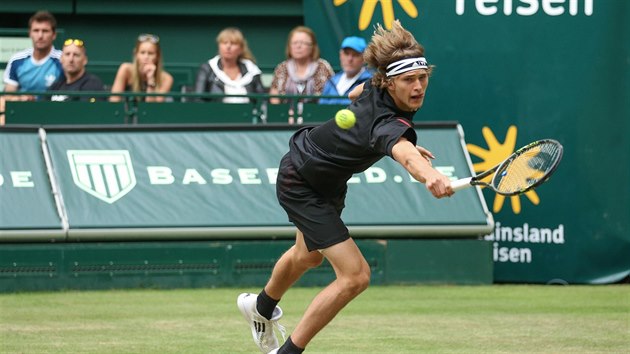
[[451, 139, 563, 196]]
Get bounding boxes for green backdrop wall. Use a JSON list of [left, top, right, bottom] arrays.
[[0, 125, 494, 291], [305, 0, 629, 284], [1, 1, 628, 285]]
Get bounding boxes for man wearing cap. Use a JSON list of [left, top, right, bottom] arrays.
[[319, 36, 372, 105]]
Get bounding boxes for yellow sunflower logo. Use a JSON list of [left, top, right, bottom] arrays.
[[467, 126, 542, 214], [334, 0, 419, 30]]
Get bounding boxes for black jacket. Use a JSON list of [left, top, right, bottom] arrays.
[[194, 58, 266, 102]]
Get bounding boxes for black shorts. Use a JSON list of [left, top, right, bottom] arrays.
[[276, 153, 349, 252]]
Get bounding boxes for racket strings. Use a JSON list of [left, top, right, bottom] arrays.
[[494, 142, 562, 193]]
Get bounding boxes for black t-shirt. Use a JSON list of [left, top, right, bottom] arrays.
[[49, 72, 105, 102], [288, 80, 418, 198]]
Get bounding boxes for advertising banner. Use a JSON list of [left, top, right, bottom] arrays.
[[304, 0, 629, 283], [43, 126, 490, 238], [0, 130, 62, 231]]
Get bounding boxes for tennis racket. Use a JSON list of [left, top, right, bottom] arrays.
[[451, 139, 563, 196]]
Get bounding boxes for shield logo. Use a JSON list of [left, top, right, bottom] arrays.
[[67, 150, 137, 204]]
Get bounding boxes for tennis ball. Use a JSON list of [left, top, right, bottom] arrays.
[[335, 109, 356, 130]]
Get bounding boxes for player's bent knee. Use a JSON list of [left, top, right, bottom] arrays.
[[294, 251, 324, 269], [339, 270, 370, 297], [357, 267, 371, 291], [358, 270, 371, 291], [364, 262, 372, 280]]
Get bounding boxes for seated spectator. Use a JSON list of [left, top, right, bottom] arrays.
[[109, 33, 173, 102], [269, 26, 333, 105], [1, 10, 63, 124], [194, 27, 265, 103], [49, 38, 105, 102], [319, 36, 372, 105]]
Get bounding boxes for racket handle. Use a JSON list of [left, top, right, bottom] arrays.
[[451, 177, 472, 191]]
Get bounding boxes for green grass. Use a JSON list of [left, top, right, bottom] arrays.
[[0, 285, 628, 353]]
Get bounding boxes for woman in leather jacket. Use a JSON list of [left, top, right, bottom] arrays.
[[194, 27, 265, 103]]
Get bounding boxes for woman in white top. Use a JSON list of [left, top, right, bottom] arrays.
[[194, 27, 265, 103]]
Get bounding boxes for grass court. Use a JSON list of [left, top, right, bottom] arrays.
[[1, 285, 628, 353]]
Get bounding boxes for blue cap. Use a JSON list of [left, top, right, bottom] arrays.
[[340, 36, 367, 53]]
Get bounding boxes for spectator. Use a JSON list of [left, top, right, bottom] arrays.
[[49, 38, 105, 102], [1, 10, 63, 124], [109, 33, 173, 102], [269, 26, 333, 105], [194, 27, 265, 103], [319, 36, 372, 105]]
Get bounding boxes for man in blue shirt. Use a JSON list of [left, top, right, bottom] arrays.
[[319, 36, 372, 105], [1, 11, 63, 124]]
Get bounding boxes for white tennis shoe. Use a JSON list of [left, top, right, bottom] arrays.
[[237, 292, 285, 353]]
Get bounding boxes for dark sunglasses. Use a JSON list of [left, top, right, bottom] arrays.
[[138, 33, 159, 43], [63, 38, 84, 47]]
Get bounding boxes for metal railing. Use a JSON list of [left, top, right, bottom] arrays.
[[0, 91, 350, 125]]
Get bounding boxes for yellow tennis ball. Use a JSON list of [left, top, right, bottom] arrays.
[[335, 109, 356, 130]]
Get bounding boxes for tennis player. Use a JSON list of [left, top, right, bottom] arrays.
[[237, 20, 453, 354]]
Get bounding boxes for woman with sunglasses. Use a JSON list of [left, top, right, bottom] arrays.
[[109, 33, 173, 102]]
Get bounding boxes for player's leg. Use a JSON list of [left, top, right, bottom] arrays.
[[264, 229, 324, 301], [282, 237, 370, 351], [237, 229, 324, 353]]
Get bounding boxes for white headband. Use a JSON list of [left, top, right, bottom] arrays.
[[386, 57, 428, 77]]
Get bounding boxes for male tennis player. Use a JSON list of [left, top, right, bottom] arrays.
[[237, 20, 453, 354]]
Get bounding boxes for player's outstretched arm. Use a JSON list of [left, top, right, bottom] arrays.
[[392, 137, 453, 198]]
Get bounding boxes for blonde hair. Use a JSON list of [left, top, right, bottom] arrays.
[[285, 26, 320, 61], [131, 35, 164, 93], [364, 20, 432, 88], [216, 27, 256, 62]]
